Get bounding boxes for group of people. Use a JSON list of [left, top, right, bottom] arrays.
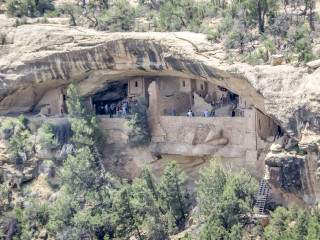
[[220, 90, 236, 107], [91, 98, 137, 118], [170, 91, 238, 117]]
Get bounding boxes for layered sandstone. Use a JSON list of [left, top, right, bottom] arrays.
[[1, 23, 320, 207]]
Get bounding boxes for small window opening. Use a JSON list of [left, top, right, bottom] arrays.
[[135, 81, 138, 87], [182, 81, 185, 87], [63, 95, 66, 101], [48, 108, 51, 115], [200, 84, 204, 90]]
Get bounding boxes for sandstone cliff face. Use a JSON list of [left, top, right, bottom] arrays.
[[1, 23, 320, 207]]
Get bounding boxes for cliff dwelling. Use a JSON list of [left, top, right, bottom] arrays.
[[0, 72, 279, 182]]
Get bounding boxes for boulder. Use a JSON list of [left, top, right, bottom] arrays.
[[285, 138, 298, 150], [39, 161, 55, 179], [38, 229, 48, 239], [306, 59, 320, 69], [270, 55, 284, 66], [60, 144, 75, 159]]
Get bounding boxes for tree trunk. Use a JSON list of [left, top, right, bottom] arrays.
[[258, 1, 265, 33], [70, 14, 76, 26], [174, 172, 185, 219], [309, 9, 315, 30]]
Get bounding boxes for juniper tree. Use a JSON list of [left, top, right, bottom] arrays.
[[197, 159, 259, 238], [0, 115, 33, 161], [131, 176, 170, 239], [111, 184, 142, 239], [142, 165, 159, 200], [196, 157, 227, 217], [47, 82, 113, 239], [159, 161, 189, 222]]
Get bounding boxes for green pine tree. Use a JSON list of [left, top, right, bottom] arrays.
[[111, 184, 142, 239], [195, 157, 227, 217], [160, 161, 189, 222]]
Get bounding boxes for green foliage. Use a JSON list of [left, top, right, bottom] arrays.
[[196, 158, 259, 238], [181, 232, 192, 240], [66, 82, 106, 148], [226, 19, 252, 54], [6, 0, 54, 17], [263, 39, 276, 60], [124, 99, 150, 147], [110, 162, 188, 239], [20, 203, 49, 239], [0, 183, 12, 214], [46, 82, 112, 239], [37, 124, 58, 149], [217, 14, 235, 34], [0, 116, 33, 159], [157, 0, 217, 31], [262, 203, 320, 240], [111, 183, 143, 239], [132, 166, 172, 239], [286, 24, 315, 63], [99, 0, 135, 31], [206, 30, 219, 41], [285, 144, 307, 155], [196, 157, 227, 216], [160, 161, 189, 221], [245, 48, 268, 65], [59, 2, 80, 26]]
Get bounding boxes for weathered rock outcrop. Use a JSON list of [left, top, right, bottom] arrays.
[[1, 23, 320, 207], [265, 131, 320, 208]]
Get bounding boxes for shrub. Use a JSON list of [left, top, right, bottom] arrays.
[[124, 99, 150, 147], [244, 49, 266, 65], [217, 14, 234, 34], [40, 16, 48, 23], [206, 30, 219, 41], [286, 24, 315, 63], [21, 16, 27, 24], [0, 116, 33, 158], [13, 18, 20, 27], [99, 0, 135, 31], [6, 0, 54, 17], [37, 124, 58, 149]]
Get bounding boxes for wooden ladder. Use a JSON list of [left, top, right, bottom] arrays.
[[255, 170, 269, 214]]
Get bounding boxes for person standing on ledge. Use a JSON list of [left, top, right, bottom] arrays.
[[187, 110, 192, 117], [204, 109, 209, 117], [172, 108, 176, 116], [109, 103, 115, 118]]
